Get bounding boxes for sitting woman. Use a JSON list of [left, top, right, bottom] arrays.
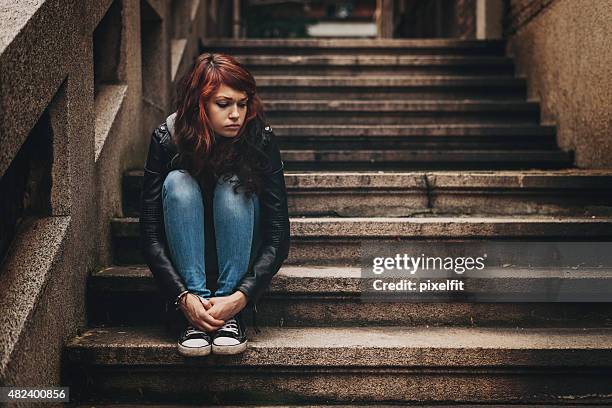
[[140, 53, 290, 357]]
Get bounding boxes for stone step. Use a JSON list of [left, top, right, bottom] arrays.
[[75, 405, 599, 408], [123, 170, 612, 218], [280, 149, 573, 170], [256, 76, 526, 100], [271, 124, 557, 149], [110, 216, 612, 265], [64, 325, 612, 404], [235, 54, 516, 76], [88, 265, 612, 328], [203, 38, 506, 56], [285, 170, 612, 216], [263, 100, 541, 124]]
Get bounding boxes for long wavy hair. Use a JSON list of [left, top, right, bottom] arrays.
[[173, 53, 270, 197]]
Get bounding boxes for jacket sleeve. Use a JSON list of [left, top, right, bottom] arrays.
[[235, 128, 291, 303], [140, 126, 188, 303]]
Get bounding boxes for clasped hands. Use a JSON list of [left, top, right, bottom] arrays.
[[178, 291, 248, 332]]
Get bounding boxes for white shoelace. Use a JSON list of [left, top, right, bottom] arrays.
[[185, 326, 205, 336], [219, 319, 239, 335]]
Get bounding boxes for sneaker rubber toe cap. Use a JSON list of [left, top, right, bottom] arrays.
[[213, 337, 240, 346]]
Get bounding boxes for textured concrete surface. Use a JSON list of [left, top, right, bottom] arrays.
[[94, 84, 128, 161], [237, 55, 515, 76], [285, 171, 612, 216], [264, 99, 538, 112], [170, 38, 188, 81], [0, 0, 101, 393], [67, 325, 612, 366], [264, 100, 540, 125], [204, 38, 506, 52], [254, 124, 558, 150], [272, 127, 556, 151], [47, 80, 72, 216], [289, 216, 612, 237], [63, 327, 612, 404], [0, 0, 93, 177], [260, 92, 528, 103], [94, 0, 142, 264], [235, 54, 514, 66], [279, 149, 571, 166], [257, 75, 526, 100], [0, 217, 70, 379], [109, 215, 612, 266], [94, 264, 612, 294], [270, 123, 555, 136], [256, 75, 526, 86], [112, 215, 612, 239], [0, 0, 45, 54], [0, 0, 208, 396], [507, 0, 612, 167], [89, 265, 612, 328], [140, 0, 170, 140], [123, 169, 612, 216], [66, 371, 612, 405], [289, 170, 612, 188]]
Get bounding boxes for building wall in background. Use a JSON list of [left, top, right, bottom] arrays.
[[506, 0, 612, 167]]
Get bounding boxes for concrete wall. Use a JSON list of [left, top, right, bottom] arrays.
[[0, 0, 208, 397], [506, 0, 612, 168]]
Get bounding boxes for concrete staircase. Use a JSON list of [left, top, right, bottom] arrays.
[[64, 39, 612, 405]]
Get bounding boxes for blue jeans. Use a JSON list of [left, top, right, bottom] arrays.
[[162, 170, 260, 299]]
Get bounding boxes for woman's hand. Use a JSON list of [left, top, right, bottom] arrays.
[[178, 293, 225, 331], [205, 291, 248, 322]]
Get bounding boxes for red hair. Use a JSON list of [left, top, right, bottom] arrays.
[[173, 53, 269, 195]]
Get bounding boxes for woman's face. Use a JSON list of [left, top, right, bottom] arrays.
[[206, 83, 248, 138]]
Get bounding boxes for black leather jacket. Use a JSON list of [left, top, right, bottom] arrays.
[[139, 116, 290, 309]]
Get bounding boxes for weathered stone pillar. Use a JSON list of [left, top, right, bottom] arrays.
[[476, 0, 503, 39], [376, 0, 394, 38]]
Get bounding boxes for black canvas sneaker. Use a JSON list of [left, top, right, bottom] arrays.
[[177, 325, 212, 357], [212, 314, 247, 355]]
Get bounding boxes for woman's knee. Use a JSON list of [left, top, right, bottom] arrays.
[[162, 170, 201, 204]]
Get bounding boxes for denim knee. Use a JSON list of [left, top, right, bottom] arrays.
[[162, 170, 201, 204]]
